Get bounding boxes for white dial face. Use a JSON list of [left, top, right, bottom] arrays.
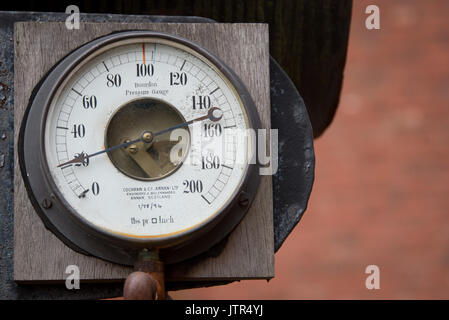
[[44, 37, 251, 240]]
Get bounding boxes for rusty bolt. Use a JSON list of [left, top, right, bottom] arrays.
[[41, 198, 52, 209]]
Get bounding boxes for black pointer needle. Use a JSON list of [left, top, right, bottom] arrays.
[[57, 107, 223, 168]]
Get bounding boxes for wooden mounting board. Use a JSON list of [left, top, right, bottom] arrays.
[[14, 22, 273, 284]]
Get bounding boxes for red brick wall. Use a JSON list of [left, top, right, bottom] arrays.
[[172, 0, 449, 299]]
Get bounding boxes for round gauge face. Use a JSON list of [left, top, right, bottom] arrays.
[[43, 36, 253, 243]]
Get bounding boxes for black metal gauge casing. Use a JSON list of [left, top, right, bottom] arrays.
[[19, 30, 262, 265]]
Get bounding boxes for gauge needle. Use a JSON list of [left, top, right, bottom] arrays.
[[57, 107, 223, 168]]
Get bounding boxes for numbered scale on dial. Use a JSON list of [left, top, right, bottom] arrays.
[[20, 31, 261, 264]]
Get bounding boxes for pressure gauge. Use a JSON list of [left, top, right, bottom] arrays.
[[19, 31, 261, 265]]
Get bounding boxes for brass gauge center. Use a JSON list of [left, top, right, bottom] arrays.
[[106, 98, 190, 181]]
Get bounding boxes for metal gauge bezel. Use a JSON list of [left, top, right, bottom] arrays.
[[19, 30, 262, 265]]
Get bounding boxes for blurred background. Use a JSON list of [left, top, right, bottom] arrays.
[[1, 0, 448, 299], [173, 0, 449, 299]]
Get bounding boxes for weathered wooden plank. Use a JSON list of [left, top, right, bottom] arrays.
[[14, 22, 273, 283]]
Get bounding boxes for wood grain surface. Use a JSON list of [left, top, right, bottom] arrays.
[[14, 22, 273, 283]]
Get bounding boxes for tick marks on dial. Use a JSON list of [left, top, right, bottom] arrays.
[[56, 126, 68, 130], [102, 61, 109, 72], [201, 194, 211, 205], [180, 59, 186, 71], [209, 87, 220, 95], [71, 88, 82, 96]]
